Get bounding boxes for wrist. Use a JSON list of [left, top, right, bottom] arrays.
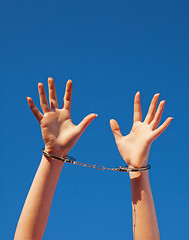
[[125, 157, 149, 169], [42, 154, 64, 169], [126, 159, 150, 179], [44, 146, 68, 158], [129, 170, 149, 179], [43, 147, 68, 167]]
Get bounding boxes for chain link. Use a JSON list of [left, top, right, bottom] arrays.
[[41, 148, 151, 172]]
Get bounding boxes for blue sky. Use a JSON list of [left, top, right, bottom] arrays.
[[1, 0, 189, 239]]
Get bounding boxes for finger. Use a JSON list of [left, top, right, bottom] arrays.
[[38, 83, 50, 113], [133, 91, 142, 123], [63, 80, 72, 111], [27, 97, 43, 122], [48, 77, 58, 109], [151, 117, 173, 141], [77, 113, 98, 134], [110, 119, 123, 141], [144, 93, 160, 124], [151, 100, 166, 130]]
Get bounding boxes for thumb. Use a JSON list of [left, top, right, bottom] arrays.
[[77, 113, 98, 134], [110, 119, 123, 141]]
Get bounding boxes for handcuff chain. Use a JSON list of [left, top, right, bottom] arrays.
[[41, 148, 151, 173]]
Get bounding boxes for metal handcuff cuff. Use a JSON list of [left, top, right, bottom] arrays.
[[42, 148, 151, 173]]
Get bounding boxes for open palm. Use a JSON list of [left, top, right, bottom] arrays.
[[110, 92, 173, 168], [27, 78, 97, 157]]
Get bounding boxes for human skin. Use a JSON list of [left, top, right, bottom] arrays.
[[14, 78, 97, 240], [110, 92, 173, 240], [14, 79, 172, 240]]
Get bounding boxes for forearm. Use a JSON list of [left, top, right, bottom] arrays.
[[14, 155, 64, 240], [130, 171, 160, 240]]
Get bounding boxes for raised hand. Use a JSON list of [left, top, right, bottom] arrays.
[[110, 92, 173, 168], [27, 77, 97, 157]]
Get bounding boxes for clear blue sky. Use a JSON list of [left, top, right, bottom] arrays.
[[1, 0, 189, 239]]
